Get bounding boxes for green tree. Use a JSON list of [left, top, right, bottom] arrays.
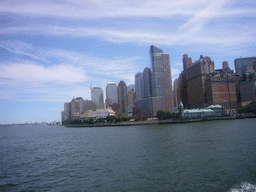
[[106, 115, 116, 123], [73, 119, 82, 124], [88, 118, 94, 124], [142, 115, 147, 121], [121, 116, 130, 122], [166, 111, 173, 119], [156, 110, 167, 120], [237, 101, 256, 114], [96, 118, 105, 123], [115, 117, 121, 123], [83, 119, 88, 124], [63, 119, 71, 125]]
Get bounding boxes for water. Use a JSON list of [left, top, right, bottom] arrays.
[[0, 119, 256, 191]]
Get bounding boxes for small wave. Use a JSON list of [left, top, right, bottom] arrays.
[[229, 182, 256, 192], [0, 183, 19, 191]]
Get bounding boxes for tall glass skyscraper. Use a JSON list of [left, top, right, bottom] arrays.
[[150, 45, 173, 112], [135, 72, 143, 100], [150, 45, 164, 97], [142, 67, 152, 98]]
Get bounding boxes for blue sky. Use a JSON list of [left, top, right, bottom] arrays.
[[0, 0, 255, 124]]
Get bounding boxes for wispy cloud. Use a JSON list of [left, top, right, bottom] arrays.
[[0, 0, 206, 19], [0, 42, 50, 63], [1, 0, 255, 50], [0, 62, 87, 82], [0, 41, 142, 101], [3, 0, 253, 19], [0, 0, 255, 98]]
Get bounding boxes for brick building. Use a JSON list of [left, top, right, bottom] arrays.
[[186, 55, 215, 109]]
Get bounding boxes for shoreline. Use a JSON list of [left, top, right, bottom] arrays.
[[65, 116, 254, 128]]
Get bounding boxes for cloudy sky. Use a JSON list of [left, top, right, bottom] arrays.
[[1, 0, 255, 124]]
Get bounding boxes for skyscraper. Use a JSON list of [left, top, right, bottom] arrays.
[[181, 54, 192, 109], [127, 84, 135, 91], [70, 97, 81, 119], [186, 55, 215, 109], [105, 83, 118, 108], [91, 87, 104, 109], [117, 81, 128, 116], [150, 45, 173, 112], [135, 72, 143, 100], [142, 67, 152, 98], [234, 57, 256, 76], [127, 89, 136, 105], [150, 46, 163, 97]]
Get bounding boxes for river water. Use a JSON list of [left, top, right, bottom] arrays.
[[1, 119, 256, 191]]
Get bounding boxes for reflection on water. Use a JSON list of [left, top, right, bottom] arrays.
[[0, 119, 256, 191]]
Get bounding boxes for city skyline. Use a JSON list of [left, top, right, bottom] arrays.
[[1, 0, 255, 124]]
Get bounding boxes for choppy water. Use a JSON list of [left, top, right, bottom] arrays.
[[0, 119, 256, 191]]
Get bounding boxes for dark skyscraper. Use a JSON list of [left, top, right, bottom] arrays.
[[142, 67, 152, 98], [117, 81, 128, 116], [135, 72, 143, 100], [181, 54, 192, 109], [186, 56, 215, 109]]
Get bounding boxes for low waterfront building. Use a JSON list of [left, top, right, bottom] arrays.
[[179, 101, 226, 118], [80, 108, 115, 120], [206, 105, 226, 116], [183, 108, 215, 118]]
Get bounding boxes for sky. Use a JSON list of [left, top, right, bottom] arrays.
[[0, 0, 255, 124]]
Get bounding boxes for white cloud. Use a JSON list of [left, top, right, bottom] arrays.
[[1, 0, 254, 20], [0, 62, 87, 83], [2, 14, 255, 51], [0, 0, 207, 19], [0, 43, 50, 63], [1, 0, 255, 52], [0, 43, 142, 101]]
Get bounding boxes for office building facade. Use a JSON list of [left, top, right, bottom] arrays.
[[135, 72, 143, 100], [150, 45, 173, 112], [117, 81, 128, 116], [142, 67, 152, 98], [234, 57, 256, 77], [186, 55, 215, 109], [91, 87, 104, 109], [105, 83, 118, 108]]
